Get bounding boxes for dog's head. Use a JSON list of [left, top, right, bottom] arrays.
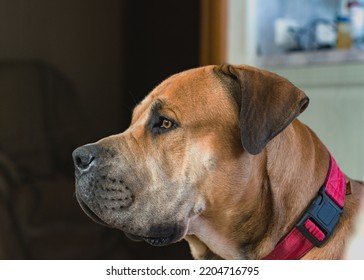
[[72, 64, 308, 246]]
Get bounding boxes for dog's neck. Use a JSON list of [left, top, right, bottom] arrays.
[[256, 120, 330, 258], [186, 120, 331, 259]]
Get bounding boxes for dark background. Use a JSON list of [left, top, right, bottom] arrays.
[[0, 0, 200, 259]]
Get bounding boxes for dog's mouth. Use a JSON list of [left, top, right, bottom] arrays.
[[124, 232, 177, 246]]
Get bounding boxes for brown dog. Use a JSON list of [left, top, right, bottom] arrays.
[[72, 64, 363, 259]]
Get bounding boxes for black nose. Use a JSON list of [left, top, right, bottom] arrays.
[[72, 145, 97, 171]]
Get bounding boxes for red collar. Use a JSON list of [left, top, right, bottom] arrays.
[[262, 154, 346, 260]]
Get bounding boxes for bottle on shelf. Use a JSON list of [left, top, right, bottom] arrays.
[[337, 16, 353, 49]]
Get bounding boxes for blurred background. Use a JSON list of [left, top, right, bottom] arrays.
[[0, 0, 363, 259]]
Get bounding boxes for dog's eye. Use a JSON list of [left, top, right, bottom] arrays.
[[160, 118, 173, 129], [151, 116, 177, 135], [148, 111, 178, 135]]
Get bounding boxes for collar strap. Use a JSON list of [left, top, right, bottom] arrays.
[[262, 154, 346, 260]]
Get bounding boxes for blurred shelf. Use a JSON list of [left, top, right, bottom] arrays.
[[256, 48, 364, 67]]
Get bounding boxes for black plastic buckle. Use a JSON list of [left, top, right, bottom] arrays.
[[296, 186, 343, 247]]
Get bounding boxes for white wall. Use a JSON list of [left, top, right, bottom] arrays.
[[270, 64, 364, 181], [227, 0, 257, 66]]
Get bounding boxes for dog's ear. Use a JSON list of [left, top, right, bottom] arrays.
[[214, 64, 309, 155]]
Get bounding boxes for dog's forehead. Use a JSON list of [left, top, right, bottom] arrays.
[[132, 66, 227, 120], [152, 66, 217, 98]]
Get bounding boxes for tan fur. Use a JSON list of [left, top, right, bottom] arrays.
[[73, 65, 363, 260]]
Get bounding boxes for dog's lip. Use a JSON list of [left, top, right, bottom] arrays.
[[143, 236, 175, 246], [76, 193, 110, 227], [124, 224, 188, 246], [124, 233, 178, 246]]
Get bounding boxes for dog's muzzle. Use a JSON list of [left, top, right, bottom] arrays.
[[72, 144, 188, 247], [72, 144, 134, 222]]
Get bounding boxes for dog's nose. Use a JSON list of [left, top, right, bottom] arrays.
[[72, 145, 97, 171]]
